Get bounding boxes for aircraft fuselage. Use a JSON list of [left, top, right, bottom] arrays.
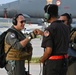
[[0, 0, 76, 18]]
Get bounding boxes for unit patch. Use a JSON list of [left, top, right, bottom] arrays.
[[44, 30, 50, 37], [10, 33, 16, 38]]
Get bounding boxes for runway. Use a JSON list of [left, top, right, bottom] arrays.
[[30, 38, 44, 57]]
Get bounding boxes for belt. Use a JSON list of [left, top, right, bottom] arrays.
[[49, 54, 68, 60]]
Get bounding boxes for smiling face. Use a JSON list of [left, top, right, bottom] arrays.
[[14, 15, 26, 31]]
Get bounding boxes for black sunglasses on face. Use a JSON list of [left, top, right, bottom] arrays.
[[61, 20, 66, 22], [20, 20, 26, 23]]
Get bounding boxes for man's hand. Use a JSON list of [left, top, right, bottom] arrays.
[[40, 47, 52, 63], [33, 29, 44, 36], [39, 56, 45, 63], [28, 32, 36, 39]]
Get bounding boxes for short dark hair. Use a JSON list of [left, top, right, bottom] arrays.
[[44, 4, 58, 18]]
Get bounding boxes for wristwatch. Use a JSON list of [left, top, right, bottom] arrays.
[[28, 36, 31, 40]]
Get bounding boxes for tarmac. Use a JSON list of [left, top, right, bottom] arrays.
[[0, 63, 43, 75]]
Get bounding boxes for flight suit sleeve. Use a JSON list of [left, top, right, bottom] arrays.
[[5, 32, 24, 50], [41, 24, 56, 48], [41, 29, 53, 48]]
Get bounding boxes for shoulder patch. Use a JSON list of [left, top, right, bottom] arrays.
[[10, 33, 16, 38], [44, 30, 50, 37]]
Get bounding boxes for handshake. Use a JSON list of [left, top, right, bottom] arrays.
[[27, 29, 44, 40]]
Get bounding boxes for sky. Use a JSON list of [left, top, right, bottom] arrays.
[[0, 0, 16, 4]]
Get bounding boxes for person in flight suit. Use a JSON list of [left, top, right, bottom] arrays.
[[4, 13, 36, 75], [59, 13, 76, 75], [35, 4, 70, 75], [59, 13, 73, 60]]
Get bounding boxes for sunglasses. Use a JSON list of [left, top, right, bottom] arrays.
[[20, 20, 26, 23], [61, 20, 66, 22]]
